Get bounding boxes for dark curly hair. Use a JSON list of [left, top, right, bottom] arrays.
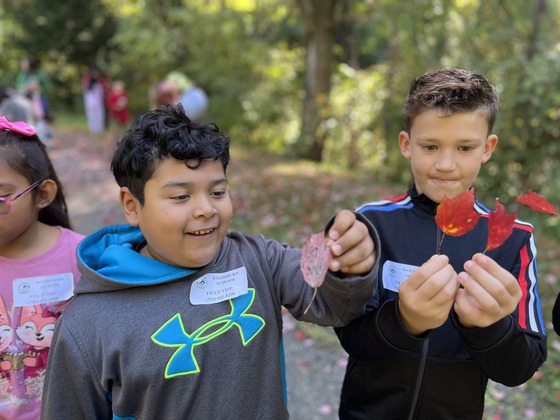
[[111, 103, 230, 204], [403, 68, 499, 134]]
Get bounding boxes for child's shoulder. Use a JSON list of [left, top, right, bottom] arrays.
[[226, 230, 283, 248], [224, 231, 298, 258], [356, 192, 413, 213], [59, 226, 86, 241], [55, 227, 86, 251]]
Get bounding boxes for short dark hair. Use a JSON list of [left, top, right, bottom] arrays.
[[111, 103, 230, 204], [403, 68, 499, 134]]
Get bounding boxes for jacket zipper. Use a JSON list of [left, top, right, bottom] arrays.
[[408, 339, 429, 420], [407, 206, 437, 419]]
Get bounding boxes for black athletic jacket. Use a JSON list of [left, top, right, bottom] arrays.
[[553, 292, 560, 336], [335, 185, 547, 420]]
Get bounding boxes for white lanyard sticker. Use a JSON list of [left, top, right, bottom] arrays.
[[382, 260, 419, 293], [13, 273, 74, 307], [190, 267, 248, 305]]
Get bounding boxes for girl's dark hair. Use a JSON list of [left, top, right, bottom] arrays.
[[0, 130, 72, 228]]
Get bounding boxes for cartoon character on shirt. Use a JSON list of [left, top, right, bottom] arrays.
[[15, 304, 57, 380], [0, 297, 15, 377]]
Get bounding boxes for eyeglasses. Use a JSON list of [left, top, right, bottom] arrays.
[[0, 180, 44, 217]]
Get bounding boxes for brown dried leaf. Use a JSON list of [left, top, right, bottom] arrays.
[[301, 231, 332, 314]]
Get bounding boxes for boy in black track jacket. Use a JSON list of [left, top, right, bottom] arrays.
[[335, 68, 547, 419]]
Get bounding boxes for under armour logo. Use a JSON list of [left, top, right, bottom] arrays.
[[152, 288, 265, 377]]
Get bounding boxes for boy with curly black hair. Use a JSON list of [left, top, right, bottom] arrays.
[[41, 103, 379, 419]]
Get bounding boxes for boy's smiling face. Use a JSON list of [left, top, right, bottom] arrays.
[[399, 109, 498, 203], [121, 157, 233, 268]]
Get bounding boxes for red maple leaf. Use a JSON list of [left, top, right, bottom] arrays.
[[435, 189, 481, 237], [516, 190, 558, 215], [485, 199, 517, 252]]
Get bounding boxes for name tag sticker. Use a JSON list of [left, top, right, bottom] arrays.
[[382, 260, 419, 293], [190, 267, 248, 305], [13, 273, 74, 307]]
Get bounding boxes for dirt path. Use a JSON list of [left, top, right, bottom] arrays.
[[48, 126, 347, 419]]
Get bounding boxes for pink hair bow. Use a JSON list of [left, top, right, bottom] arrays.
[[0, 116, 37, 136]]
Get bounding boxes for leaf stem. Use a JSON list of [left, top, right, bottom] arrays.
[[303, 287, 318, 315], [437, 233, 446, 255]]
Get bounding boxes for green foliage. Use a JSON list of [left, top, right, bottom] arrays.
[[237, 44, 305, 153], [104, 0, 282, 129], [3, 0, 116, 63], [1, 0, 117, 107], [479, 54, 560, 213]]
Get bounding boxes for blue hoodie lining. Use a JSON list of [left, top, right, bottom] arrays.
[[78, 225, 198, 285]]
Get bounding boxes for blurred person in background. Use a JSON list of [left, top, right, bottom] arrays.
[[148, 72, 208, 121], [107, 80, 130, 129], [0, 85, 35, 126], [15, 56, 54, 146], [82, 65, 110, 135], [179, 79, 208, 122], [15, 56, 52, 122]]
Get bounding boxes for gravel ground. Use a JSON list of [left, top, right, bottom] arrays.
[[48, 126, 348, 419], [283, 313, 347, 419]]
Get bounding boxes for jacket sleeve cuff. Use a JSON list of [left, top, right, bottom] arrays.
[[451, 310, 512, 350], [378, 299, 429, 350]]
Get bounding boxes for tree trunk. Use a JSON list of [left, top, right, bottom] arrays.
[[296, 0, 338, 162], [526, 0, 546, 60]]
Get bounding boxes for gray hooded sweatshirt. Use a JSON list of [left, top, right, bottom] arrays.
[[41, 220, 378, 419]]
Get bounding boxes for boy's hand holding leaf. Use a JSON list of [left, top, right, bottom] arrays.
[[300, 210, 376, 314], [432, 188, 555, 328], [398, 255, 459, 336], [322, 209, 376, 275], [455, 253, 522, 328]]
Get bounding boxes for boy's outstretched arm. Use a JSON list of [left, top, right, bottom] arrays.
[[288, 209, 379, 327], [326, 209, 376, 275]]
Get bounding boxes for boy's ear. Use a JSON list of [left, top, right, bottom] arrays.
[[120, 187, 141, 226], [398, 131, 412, 159], [482, 134, 498, 164], [36, 179, 57, 209]]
